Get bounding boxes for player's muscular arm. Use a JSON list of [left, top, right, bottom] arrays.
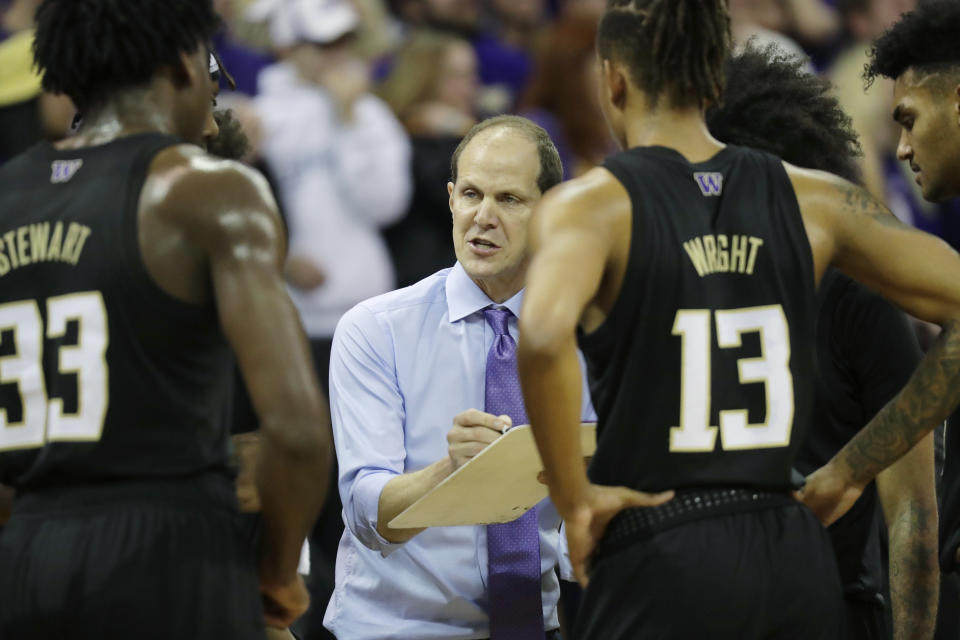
[[791, 166, 960, 521], [519, 169, 621, 516], [151, 148, 331, 626], [518, 169, 672, 585], [876, 433, 939, 640]]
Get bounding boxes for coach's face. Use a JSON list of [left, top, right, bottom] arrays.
[[449, 127, 542, 303], [893, 68, 960, 201]]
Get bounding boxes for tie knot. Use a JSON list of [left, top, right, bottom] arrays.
[[484, 307, 512, 336]]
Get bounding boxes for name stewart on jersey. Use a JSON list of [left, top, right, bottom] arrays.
[[683, 233, 764, 277], [0, 221, 92, 276]]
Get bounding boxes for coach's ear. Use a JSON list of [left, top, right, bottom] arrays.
[[448, 181, 456, 219]]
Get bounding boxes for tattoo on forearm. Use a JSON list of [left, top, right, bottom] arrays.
[[841, 319, 960, 483], [888, 502, 939, 640], [835, 183, 912, 230]]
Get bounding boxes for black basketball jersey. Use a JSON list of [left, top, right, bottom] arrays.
[[795, 269, 921, 596], [579, 145, 816, 492], [0, 133, 234, 490]]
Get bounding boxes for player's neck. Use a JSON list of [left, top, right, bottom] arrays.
[[59, 87, 180, 150], [622, 106, 725, 164]]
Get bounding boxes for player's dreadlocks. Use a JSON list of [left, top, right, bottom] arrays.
[[864, 0, 960, 88], [707, 44, 863, 184], [33, 0, 221, 111], [596, 0, 731, 109]]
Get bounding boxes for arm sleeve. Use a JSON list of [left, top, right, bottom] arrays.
[[329, 303, 408, 555], [329, 95, 412, 228]]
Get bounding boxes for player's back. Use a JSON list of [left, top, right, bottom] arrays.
[[0, 133, 233, 492], [0, 134, 269, 639], [580, 145, 816, 493], [573, 145, 843, 640]]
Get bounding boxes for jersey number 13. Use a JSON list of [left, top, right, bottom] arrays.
[[670, 304, 793, 452]]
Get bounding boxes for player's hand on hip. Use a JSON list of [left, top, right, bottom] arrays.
[[798, 462, 863, 526], [565, 484, 674, 588], [261, 575, 310, 629], [447, 409, 511, 470]]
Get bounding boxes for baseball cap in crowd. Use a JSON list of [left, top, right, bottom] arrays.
[[246, 0, 360, 48]]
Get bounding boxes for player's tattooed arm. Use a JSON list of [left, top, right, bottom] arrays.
[[877, 433, 939, 640], [794, 167, 960, 524], [804, 320, 960, 525], [839, 320, 960, 485], [833, 181, 912, 229]]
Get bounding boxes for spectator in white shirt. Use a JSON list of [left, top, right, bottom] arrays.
[[255, 0, 412, 354]]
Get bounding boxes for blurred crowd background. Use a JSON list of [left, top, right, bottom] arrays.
[[2, 0, 959, 637]]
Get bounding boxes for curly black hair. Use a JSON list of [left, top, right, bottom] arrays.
[[207, 109, 251, 161], [707, 44, 863, 184], [865, 0, 960, 88], [33, 0, 221, 111], [597, 0, 731, 109]]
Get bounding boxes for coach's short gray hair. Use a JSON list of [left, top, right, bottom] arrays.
[[450, 115, 564, 194]]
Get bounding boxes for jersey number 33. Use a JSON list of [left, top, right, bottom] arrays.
[[0, 291, 108, 452]]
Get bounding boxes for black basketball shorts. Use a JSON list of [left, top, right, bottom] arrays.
[[574, 499, 844, 639], [0, 476, 266, 640]]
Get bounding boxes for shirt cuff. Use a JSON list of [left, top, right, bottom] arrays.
[[352, 469, 407, 557]]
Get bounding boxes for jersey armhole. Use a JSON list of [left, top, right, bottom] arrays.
[[119, 140, 216, 320], [578, 157, 647, 354], [770, 156, 818, 295]]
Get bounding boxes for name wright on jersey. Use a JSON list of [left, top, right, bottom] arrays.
[[683, 233, 764, 277]]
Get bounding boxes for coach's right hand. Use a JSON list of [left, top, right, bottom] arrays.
[[447, 409, 512, 470], [261, 575, 310, 629]]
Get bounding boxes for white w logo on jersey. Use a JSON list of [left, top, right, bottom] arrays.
[[51, 159, 83, 184], [694, 172, 723, 196]]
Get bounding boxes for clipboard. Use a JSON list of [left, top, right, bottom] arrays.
[[389, 422, 597, 528]]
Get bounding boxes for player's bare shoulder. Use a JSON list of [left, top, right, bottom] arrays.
[[784, 161, 906, 230], [535, 166, 631, 238], [141, 144, 284, 256], [782, 160, 912, 280]]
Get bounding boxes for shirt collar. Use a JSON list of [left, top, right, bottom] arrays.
[[445, 262, 524, 323]]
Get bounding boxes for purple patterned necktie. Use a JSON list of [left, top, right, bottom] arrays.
[[484, 307, 544, 640]]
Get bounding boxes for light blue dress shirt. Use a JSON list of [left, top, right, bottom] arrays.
[[323, 263, 596, 640]]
